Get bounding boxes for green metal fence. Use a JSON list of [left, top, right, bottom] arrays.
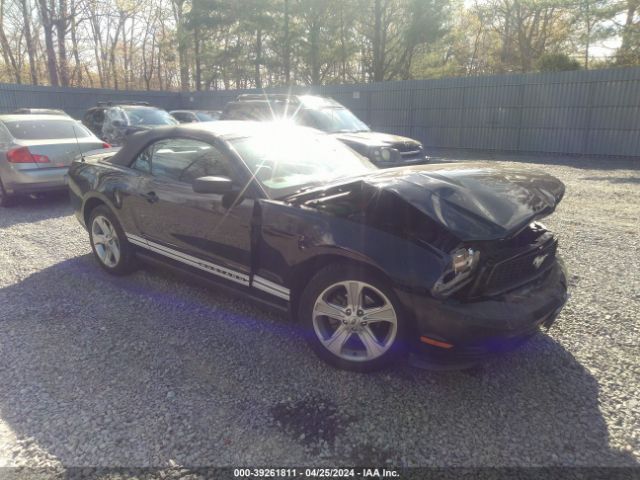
[[2, 67, 639, 157]]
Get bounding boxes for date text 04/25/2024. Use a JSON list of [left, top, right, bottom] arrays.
[[233, 468, 400, 478]]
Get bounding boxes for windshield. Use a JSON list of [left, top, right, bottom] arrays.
[[196, 112, 220, 121], [302, 107, 369, 133], [230, 128, 375, 198], [3, 119, 92, 140], [124, 108, 178, 126]]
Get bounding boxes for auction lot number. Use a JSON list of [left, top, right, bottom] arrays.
[[234, 468, 398, 478]]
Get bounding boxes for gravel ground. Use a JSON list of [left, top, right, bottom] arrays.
[[0, 154, 638, 471]]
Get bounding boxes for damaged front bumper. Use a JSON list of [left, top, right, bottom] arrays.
[[397, 259, 569, 369]]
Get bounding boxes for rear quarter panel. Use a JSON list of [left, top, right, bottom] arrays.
[[68, 157, 140, 232]]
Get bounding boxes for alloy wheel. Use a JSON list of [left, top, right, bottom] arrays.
[[91, 215, 121, 268], [312, 280, 398, 362]]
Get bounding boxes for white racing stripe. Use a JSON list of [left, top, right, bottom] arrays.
[[126, 233, 249, 286], [125, 233, 290, 301], [253, 275, 290, 301]]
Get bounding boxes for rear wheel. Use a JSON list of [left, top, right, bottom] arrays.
[[0, 177, 16, 207], [89, 205, 136, 275], [299, 264, 406, 372]]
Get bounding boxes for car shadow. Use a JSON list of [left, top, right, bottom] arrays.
[[0, 191, 72, 229], [0, 255, 637, 468]]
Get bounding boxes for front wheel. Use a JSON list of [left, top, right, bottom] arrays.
[[89, 205, 136, 275], [299, 264, 407, 372]]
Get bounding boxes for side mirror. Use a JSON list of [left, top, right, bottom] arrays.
[[193, 176, 233, 194], [112, 119, 125, 128]]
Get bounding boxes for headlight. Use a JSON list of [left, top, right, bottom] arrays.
[[432, 247, 480, 297], [370, 146, 400, 163], [452, 247, 480, 274]]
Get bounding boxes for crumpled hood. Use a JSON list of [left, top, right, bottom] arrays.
[[291, 162, 565, 242], [332, 131, 421, 149], [364, 163, 565, 241]]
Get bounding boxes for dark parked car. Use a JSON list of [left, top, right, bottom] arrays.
[[170, 110, 222, 123], [0, 114, 108, 206], [221, 94, 428, 167], [68, 121, 568, 371], [82, 102, 177, 146]]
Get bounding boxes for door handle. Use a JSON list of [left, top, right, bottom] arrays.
[[141, 191, 159, 203]]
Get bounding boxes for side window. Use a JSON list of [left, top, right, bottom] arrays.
[[132, 145, 153, 174], [172, 112, 188, 123], [93, 109, 105, 125], [224, 104, 247, 120], [182, 113, 196, 123], [105, 108, 126, 126], [251, 105, 269, 120], [83, 111, 93, 126], [297, 110, 319, 128], [133, 138, 233, 185]]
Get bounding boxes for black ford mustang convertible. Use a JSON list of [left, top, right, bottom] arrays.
[[68, 121, 568, 371]]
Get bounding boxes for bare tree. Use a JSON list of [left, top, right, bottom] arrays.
[[0, 0, 21, 83], [20, 0, 39, 84], [618, 0, 639, 64], [171, 0, 190, 90], [38, 0, 60, 85]]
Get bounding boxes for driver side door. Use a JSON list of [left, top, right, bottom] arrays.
[[129, 137, 255, 282]]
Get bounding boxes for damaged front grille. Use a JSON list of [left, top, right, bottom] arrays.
[[468, 224, 558, 297], [483, 241, 557, 294]]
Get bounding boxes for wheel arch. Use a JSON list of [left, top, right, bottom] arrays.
[[82, 193, 117, 228], [288, 253, 393, 322]]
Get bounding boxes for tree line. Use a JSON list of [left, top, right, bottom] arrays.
[[0, 0, 638, 91]]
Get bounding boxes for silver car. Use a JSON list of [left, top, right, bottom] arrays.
[[169, 110, 222, 123], [0, 114, 108, 206], [12, 108, 70, 116]]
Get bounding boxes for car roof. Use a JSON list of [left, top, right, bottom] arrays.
[[0, 114, 78, 121], [117, 105, 162, 110], [170, 110, 220, 114], [234, 94, 342, 109], [107, 121, 321, 166], [13, 108, 67, 114]]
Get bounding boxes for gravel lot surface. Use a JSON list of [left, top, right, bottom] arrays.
[[0, 154, 638, 471]]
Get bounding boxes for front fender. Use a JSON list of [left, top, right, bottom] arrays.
[[256, 200, 448, 293]]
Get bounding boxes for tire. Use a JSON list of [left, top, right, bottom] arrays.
[[299, 263, 407, 372], [0, 177, 17, 207], [88, 205, 136, 275]]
